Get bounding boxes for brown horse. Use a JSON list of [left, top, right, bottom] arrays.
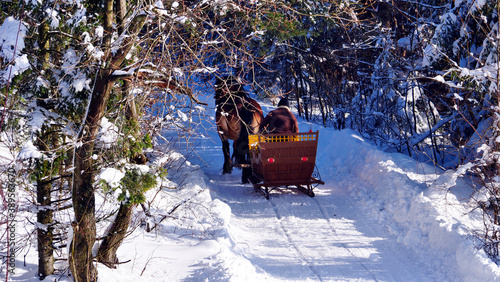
[[215, 77, 263, 183]]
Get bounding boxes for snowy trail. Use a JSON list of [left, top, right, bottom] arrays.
[[204, 168, 441, 281], [185, 100, 451, 281]]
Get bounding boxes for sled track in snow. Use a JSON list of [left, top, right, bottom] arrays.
[[268, 198, 324, 281], [311, 196, 380, 281]]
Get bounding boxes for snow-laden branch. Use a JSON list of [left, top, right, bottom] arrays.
[[409, 112, 457, 147]]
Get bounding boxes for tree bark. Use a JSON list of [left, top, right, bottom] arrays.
[[37, 177, 54, 279], [36, 130, 56, 279], [70, 142, 98, 282], [97, 204, 134, 268]]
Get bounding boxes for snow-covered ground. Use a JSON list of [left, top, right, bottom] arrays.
[[4, 96, 500, 281]]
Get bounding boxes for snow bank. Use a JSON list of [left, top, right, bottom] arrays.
[[3, 145, 258, 281], [319, 128, 500, 281], [93, 150, 260, 281]]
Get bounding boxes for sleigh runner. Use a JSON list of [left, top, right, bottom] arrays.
[[248, 131, 325, 199]]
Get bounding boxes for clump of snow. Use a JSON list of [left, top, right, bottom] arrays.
[[73, 75, 91, 92], [0, 16, 30, 82], [99, 167, 125, 188], [2, 54, 29, 82], [66, 3, 87, 27], [98, 117, 119, 148], [95, 26, 104, 38], [45, 8, 60, 28], [62, 48, 78, 69], [193, 66, 218, 74], [0, 17, 27, 61], [154, 0, 165, 9], [18, 140, 43, 159], [27, 108, 46, 132], [177, 110, 189, 122]]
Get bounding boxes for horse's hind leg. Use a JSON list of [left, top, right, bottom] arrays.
[[222, 140, 232, 174], [235, 139, 251, 184], [242, 166, 251, 184]]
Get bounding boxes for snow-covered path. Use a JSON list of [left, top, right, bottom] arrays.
[[184, 99, 457, 281], [200, 162, 446, 281], [206, 171, 440, 281]]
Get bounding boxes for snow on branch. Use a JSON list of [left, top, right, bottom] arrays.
[[409, 113, 457, 147]]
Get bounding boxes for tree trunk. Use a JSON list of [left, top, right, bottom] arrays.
[[292, 47, 303, 117], [36, 179, 54, 279], [70, 145, 98, 282], [97, 81, 139, 268], [36, 20, 54, 279], [69, 1, 146, 278], [36, 130, 56, 279], [298, 67, 309, 121], [97, 203, 134, 268], [69, 71, 114, 282]]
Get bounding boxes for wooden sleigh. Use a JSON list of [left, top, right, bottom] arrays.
[[247, 131, 325, 199]]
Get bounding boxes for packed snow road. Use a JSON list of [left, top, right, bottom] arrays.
[[202, 158, 445, 281], [182, 100, 458, 281]]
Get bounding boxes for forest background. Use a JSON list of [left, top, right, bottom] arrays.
[[1, 0, 500, 281]]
